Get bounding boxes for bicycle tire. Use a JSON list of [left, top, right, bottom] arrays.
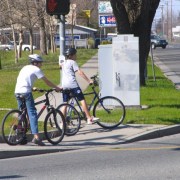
[[57, 103, 81, 136], [44, 109, 65, 145], [93, 96, 125, 129], [1, 109, 27, 145]]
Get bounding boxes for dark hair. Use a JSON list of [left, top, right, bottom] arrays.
[[64, 48, 77, 57]]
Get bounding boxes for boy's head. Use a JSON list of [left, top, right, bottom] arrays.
[[65, 48, 77, 60], [29, 54, 43, 67]]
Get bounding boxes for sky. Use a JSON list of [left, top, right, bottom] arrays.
[[152, 0, 180, 32], [155, 0, 180, 19]]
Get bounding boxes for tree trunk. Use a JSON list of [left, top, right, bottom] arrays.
[[39, 24, 47, 55], [11, 25, 18, 63], [34, 0, 47, 55], [18, 29, 23, 58], [29, 28, 34, 54], [110, 0, 160, 86]]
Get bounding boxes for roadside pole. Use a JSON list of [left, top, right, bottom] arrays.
[[150, 45, 156, 82], [59, 15, 65, 56], [59, 15, 66, 86], [46, 0, 70, 85]]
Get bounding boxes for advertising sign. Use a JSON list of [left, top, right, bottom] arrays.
[[98, 1, 112, 13], [99, 15, 116, 27]]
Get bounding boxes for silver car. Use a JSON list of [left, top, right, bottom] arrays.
[[0, 42, 14, 51]]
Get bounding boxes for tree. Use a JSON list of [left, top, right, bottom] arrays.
[[34, 0, 47, 55], [110, 0, 160, 85]]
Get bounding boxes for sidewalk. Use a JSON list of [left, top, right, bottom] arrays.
[[1, 54, 180, 159]]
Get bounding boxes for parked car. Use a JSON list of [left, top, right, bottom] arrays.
[[95, 37, 112, 48], [0, 41, 37, 51], [0, 42, 14, 51], [10, 41, 37, 51], [151, 35, 168, 49]]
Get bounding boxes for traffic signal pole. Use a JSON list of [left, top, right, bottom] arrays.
[[46, 0, 70, 85], [59, 15, 65, 56]]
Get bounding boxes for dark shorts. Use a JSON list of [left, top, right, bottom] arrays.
[[63, 87, 84, 102]]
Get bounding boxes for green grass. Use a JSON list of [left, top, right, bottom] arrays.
[[0, 50, 180, 126], [0, 49, 98, 123], [83, 57, 180, 125], [125, 59, 180, 125]]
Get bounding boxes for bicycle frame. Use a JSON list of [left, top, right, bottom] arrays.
[[35, 95, 51, 119], [19, 89, 56, 126], [68, 86, 100, 118]]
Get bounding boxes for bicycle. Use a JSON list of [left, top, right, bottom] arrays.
[[57, 75, 126, 136], [1, 88, 66, 145]]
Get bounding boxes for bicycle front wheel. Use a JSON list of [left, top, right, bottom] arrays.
[[57, 103, 81, 136], [1, 109, 27, 145], [44, 109, 65, 145], [93, 96, 125, 129]]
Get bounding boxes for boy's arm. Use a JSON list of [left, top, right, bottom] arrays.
[[77, 69, 93, 84], [41, 76, 62, 91]]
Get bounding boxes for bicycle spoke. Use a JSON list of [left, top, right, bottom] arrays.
[[1, 110, 27, 145], [44, 109, 65, 145], [94, 96, 125, 129]]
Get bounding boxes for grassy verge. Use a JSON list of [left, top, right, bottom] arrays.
[[0, 50, 179, 126], [126, 58, 180, 125], [84, 57, 180, 125], [0, 49, 98, 122]]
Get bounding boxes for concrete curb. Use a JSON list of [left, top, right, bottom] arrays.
[[0, 125, 180, 159], [124, 124, 180, 143], [1, 124, 180, 144]]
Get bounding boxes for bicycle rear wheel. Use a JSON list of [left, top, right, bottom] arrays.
[[57, 103, 81, 136], [93, 96, 125, 129], [44, 109, 65, 145], [1, 109, 27, 145]]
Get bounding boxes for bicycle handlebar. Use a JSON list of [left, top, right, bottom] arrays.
[[90, 75, 99, 86], [90, 75, 98, 80], [32, 87, 57, 93]]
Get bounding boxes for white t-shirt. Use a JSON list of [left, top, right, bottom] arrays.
[[60, 59, 79, 89], [15, 64, 44, 93]]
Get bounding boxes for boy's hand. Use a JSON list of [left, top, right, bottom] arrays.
[[89, 80, 93, 85], [55, 87, 63, 92]]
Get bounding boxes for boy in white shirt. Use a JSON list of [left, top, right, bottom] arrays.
[[60, 48, 99, 124], [15, 54, 61, 146]]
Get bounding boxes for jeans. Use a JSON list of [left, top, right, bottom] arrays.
[[15, 92, 38, 135]]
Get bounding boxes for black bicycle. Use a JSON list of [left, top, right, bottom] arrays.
[[1, 88, 66, 145], [57, 75, 126, 136]]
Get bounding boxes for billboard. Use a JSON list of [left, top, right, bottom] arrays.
[[99, 15, 116, 27], [98, 1, 113, 13]]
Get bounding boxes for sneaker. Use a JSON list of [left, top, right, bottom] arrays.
[[32, 138, 46, 146], [20, 136, 28, 145], [87, 117, 99, 125]]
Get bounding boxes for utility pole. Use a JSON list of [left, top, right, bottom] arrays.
[[166, 1, 169, 40], [160, 5, 164, 36], [59, 15, 65, 56], [171, 0, 173, 42]]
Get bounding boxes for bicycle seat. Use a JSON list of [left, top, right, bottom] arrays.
[[16, 94, 25, 100]]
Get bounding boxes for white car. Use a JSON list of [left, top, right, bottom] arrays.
[[10, 41, 37, 51], [0, 42, 14, 51], [0, 41, 37, 51], [17, 44, 37, 51]]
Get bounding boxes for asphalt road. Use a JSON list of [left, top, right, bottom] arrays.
[[1, 133, 180, 180], [152, 47, 180, 89], [0, 46, 180, 180]]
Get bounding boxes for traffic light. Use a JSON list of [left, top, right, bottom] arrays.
[[46, 0, 70, 15]]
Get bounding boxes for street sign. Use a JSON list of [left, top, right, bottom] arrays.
[[99, 15, 116, 27], [83, 10, 91, 18]]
